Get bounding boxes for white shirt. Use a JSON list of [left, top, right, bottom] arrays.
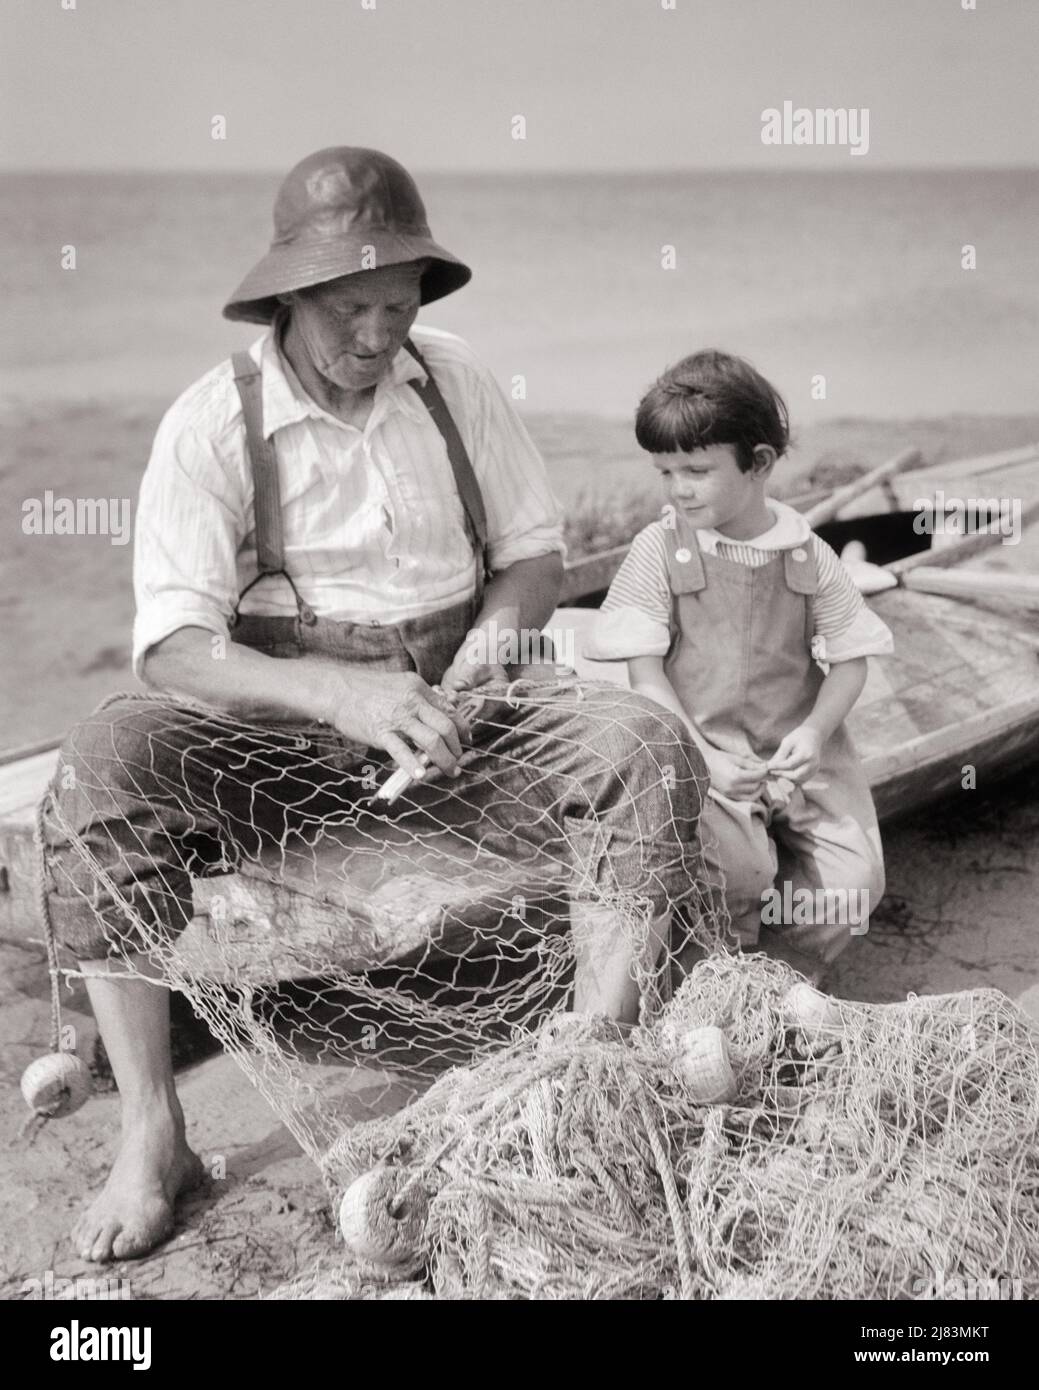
[[586, 501, 894, 665], [132, 324, 565, 676]]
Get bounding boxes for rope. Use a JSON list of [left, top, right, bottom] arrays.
[[33, 794, 62, 1056], [636, 1085, 697, 1301]]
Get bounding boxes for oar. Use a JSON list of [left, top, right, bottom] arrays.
[[802, 448, 922, 528], [896, 440, 1039, 483], [901, 567, 1039, 606], [888, 497, 1039, 577]]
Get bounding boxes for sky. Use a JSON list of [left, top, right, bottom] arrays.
[[3, 0, 1038, 172]]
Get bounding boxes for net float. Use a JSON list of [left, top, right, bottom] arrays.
[[338, 1166, 428, 1270], [20, 1051, 93, 1119], [782, 983, 842, 1041], [673, 1026, 737, 1105]]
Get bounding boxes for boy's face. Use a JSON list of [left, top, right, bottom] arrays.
[[653, 443, 767, 536]]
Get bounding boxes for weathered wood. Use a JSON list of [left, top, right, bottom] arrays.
[[182, 820, 566, 984], [889, 499, 1039, 577], [827, 449, 1039, 525], [0, 749, 58, 821], [0, 737, 63, 769], [862, 692, 1039, 821], [902, 566, 1039, 606], [802, 448, 921, 528], [560, 544, 629, 604], [905, 440, 1039, 482]]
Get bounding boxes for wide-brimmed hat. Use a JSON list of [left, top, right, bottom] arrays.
[[222, 146, 472, 324]]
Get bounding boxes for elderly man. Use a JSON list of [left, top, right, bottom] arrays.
[[43, 148, 708, 1263]]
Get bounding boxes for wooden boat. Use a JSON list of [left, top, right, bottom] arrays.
[[1, 443, 1037, 976]]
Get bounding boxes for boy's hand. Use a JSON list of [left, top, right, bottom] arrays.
[[705, 748, 769, 800], [767, 725, 823, 784]]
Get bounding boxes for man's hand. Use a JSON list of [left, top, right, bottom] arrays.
[[767, 725, 823, 785], [326, 669, 471, 777], [705, 748, 769, 800], [441, 554, 564, 694], [440, 646, 508, 695]]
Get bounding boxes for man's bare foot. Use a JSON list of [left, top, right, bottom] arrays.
[[73, 1113, 205, 1263]]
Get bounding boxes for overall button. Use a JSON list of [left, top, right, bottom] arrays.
[[675, 547, 692, 564], [791, 547, 808, 563]]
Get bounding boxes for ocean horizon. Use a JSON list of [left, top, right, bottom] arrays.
[[3, 167, 1037, 421]]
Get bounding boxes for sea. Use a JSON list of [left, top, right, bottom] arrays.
[[3, 167, 1038, 421]]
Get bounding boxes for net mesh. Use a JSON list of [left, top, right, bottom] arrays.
[[42, 676, 726, 1157], [40, 679, 1039, 1300], [281, 955, 1039, 1301]]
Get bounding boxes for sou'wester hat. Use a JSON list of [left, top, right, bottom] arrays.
[[223, 146, 472, 324]]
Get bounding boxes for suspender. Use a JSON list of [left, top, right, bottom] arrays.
[[229, 341, 489, 620], [231, 352, 285, 576], [402, 339, 489, 557]]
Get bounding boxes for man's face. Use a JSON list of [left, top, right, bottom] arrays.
[[287, 262, 425, 392]]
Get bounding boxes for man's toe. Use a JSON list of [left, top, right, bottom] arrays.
[[111, 1206, 173, 1261], [86, 1220, 121, 1264]]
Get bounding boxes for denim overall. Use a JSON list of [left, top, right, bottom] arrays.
[[664, 519, 885, 970]]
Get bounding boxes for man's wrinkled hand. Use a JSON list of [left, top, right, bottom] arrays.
[[440, 644, 508, 695], [326, 669, 471, 778]]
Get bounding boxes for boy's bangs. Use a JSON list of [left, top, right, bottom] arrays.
[[635, 394, 725, 455]]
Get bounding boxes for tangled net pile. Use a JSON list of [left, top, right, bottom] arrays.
[[38, 676, 1039, 1299], [279, 954, 1039, 1300]]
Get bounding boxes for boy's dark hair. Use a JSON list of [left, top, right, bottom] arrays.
[[635, 350, 789, 472]]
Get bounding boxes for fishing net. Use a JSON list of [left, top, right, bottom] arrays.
[[37, 676, 1039, 1299], [39, 674, 726, 1158], [271, 955, 1039, 1301]]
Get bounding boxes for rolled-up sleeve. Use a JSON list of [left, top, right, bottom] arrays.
[[811, 536, 894, 663], [465, 362, 565, 573], [132, 413, 246, 678], [585, 523, 673, 660]]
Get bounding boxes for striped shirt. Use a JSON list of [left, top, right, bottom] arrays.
[[132, 324, 565, 677], [586, 501, 893, 664]]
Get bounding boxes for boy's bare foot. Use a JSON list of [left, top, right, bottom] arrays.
[[73, 1114, 204, 1263]]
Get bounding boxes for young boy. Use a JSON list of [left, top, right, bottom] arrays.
[[585, 351, 892, 977]]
